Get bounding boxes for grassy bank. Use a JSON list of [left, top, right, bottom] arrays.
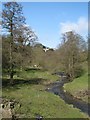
[[64, 61, 88, 103], [2, 69, 89, 118]]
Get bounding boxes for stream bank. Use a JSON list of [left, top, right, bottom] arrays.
[[46, 76, 90, 117]]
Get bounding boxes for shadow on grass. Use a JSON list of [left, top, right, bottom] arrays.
[[2, 78, 45, 88]]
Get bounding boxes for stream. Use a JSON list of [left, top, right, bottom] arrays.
[[46, 76, 90, 117]]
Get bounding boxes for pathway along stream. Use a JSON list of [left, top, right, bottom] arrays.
[[46, 75, 90, 117]]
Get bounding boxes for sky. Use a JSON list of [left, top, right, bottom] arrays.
[[2, 2, 88, 48]]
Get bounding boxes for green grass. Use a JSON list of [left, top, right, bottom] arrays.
[[64, 61, 88, 103], [14, 70, 59, 84], [2, 69, 89, 118], [3, 83, 88, 118]]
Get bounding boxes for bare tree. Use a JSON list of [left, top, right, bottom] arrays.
[[58, 31, 87, 78], [2, 2, 25, 83]]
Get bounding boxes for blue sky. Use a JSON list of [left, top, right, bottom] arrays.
[[4, 2, 88, 48]]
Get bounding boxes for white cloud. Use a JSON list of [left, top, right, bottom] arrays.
[[60, 17, 88, 37]]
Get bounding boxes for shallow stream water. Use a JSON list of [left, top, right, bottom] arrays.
[[46, 77, 90, 117]]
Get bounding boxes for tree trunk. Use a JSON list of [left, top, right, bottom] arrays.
[[9, 19, 14, 84], [10, 70, 14, 84], [9, 41, 14, 84]]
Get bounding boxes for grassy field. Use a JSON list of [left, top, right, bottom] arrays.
[[64, 61, 88, 103], [2, 69, 89, 118], [3, 69, 59, 85]]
